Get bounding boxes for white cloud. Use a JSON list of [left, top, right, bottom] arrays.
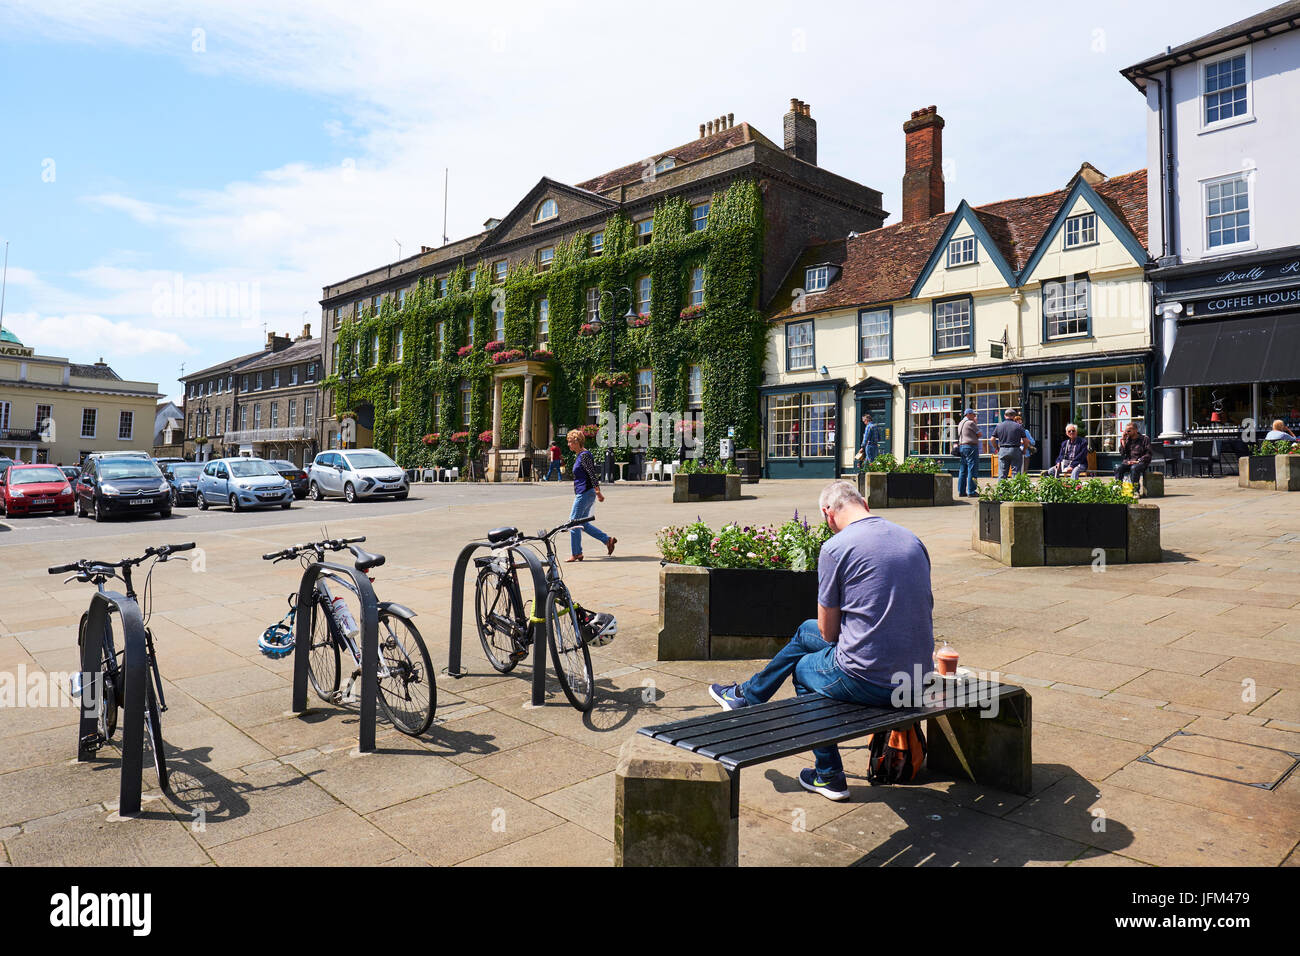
[[5, 311, 193, 366]]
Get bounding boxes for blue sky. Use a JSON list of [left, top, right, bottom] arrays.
[[0, 0, 1254, 397]]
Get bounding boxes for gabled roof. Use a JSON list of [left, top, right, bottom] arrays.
[[237, 337, 322, 373], [1121, 1, 1300, 89], [70, 363, 121, 381], [575, 122, 772, 194], [477, 177, 619, 249], [767, 169, 1149, 321]]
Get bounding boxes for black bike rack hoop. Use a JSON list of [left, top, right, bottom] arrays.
[[78, 590, 149, 816], [447, 539, 551, 707], [290, 561, 381, 753]]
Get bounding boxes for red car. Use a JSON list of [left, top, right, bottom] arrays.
[[0, 463, 76, 516]]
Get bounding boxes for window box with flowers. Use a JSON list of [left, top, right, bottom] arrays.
[[579, 323, 600, 337], [627, 314, 651, 329], [655, 514, 829, 660], [679, 304, 706, 322], [478, 430, 495, 445], [592, 371, 631, 390], [530, 349, 554, 362], [422, 433, 440, 446], [450, 431, 469, 444], [484, 340, 505, 354], [491, 349, 527, 365], [457, 345, 476, 359]]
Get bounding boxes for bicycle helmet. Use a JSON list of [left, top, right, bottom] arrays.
[[577, 607, 617, 647], [259, 622, 295, 659]]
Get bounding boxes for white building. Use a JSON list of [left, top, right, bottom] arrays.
[[1122, 1, 1300, 440]]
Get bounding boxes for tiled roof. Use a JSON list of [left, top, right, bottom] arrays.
[[70, 362, 121, 380], [768, 169, 1148, 321], [185, 347, 266, 381], [1123, 2, 1300, 80], [237, 338, 322, 373], [575, 123, 768, 194]]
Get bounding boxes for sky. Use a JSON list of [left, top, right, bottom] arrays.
[[0, 0, 1260, 399]]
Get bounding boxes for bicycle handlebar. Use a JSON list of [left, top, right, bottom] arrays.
[[47, 542, 197, 576], [261, 536, 366, 562]]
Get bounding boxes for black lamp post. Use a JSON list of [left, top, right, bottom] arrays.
[[592, 286, 635, 481], [193, 394, 210, 461]]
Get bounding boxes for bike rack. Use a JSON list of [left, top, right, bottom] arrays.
[[289, 561, 381, 753], [77, 590, 149, 816], [446, 539, 551, 707]]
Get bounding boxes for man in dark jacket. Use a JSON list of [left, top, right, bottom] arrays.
[[1114, 423, 1152, 495], [1048, 424, 1089, 479]]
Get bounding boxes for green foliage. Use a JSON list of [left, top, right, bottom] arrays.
[[979, 473, 1135, 503], [676, 457, 737, 475], [866, 453, 942, 474], [1255, 439, 1298, 456], [657, 512, 830, 570], [322, 180, 766, 469]]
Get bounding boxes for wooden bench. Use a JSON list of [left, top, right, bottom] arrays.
[[616, 678, 1031, 866]]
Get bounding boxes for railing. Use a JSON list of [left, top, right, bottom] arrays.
[[222, 425, 315, 443], [0, 428, 43, 442]]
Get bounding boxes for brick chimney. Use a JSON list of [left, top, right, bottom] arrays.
[[902, 106, 945, 224], [266, 332, 292, 352], [783, 98, 817, 165]]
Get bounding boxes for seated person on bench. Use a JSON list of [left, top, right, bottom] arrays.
[[708, 479, 934, 802], [1046, 423, 1088, 479]]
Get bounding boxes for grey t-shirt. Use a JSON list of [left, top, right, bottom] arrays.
[[817, 515, 935, 689], [992, 419, 1026, 450]]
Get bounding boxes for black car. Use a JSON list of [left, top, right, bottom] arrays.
[[74, 457, 173, 521], [60, 465, 81, 483], [269, 459, 310, 499], [164, 462, 205, 506]]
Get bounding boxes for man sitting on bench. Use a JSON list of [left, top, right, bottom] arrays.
[[708, 479, 935, 801]]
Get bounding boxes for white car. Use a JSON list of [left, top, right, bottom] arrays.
[[308, 449, 409, 503]]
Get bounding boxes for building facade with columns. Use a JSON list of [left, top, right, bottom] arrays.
[[762, 107, 1154, 479], [317, 98, 889, 478], [1123, 2, 1300, 441]]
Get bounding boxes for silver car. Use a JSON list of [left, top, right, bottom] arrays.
[[308, 448, 409, 503], [196, 457, 294, 512]]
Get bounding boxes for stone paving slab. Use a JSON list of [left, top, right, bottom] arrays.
[[2, 477, 1298, 866]]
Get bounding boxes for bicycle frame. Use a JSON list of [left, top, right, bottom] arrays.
[[312, 569, 412, 682], [80, 561, 168, 720]]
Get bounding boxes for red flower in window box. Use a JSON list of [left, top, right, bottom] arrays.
[[491, 349, 526, 364], [579, 323, 599, 336], [530, 349, 554, 361], [484, 340, 504, 353], [477, 430, 494, 444], [456, 345, 475, 358], [679, 305, 706, 321], [421, 433, 440, 445], [627, 314, 651, 328], [450, 431, 469, 443]]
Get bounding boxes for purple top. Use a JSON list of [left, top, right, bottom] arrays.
[[573, 449, 600, 495]]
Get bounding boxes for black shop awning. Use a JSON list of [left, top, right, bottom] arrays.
[[1160, 313, 1300, 388]]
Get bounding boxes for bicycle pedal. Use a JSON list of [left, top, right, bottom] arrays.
[[508, 649, 529, 662], [79, 732, 106, 753]]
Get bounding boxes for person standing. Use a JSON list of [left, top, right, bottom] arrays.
[[955, 408, 981, 497], [544, 439, 563, 481], [992, 408, 1030, 478], [1114, 423, 1152, 496], [565, 428, 616, 562], [854, 412, 880, 467], [707, 480, 934, 801]]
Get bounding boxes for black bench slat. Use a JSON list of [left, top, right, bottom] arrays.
[[640, 694, 828, 738], [664, 699, 862, 751], [697, 709, 902, 763], [717, 710, 923, 767]]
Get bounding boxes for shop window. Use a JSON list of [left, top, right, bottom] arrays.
[[907, 382, 961, 457], [1075, 365, 1146, 452], [967, 377, 1021, 450]]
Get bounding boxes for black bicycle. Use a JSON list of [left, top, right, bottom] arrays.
[[473, 517, 616, 712], [49, 542, 195, 791], [262, 536, 435, 736]]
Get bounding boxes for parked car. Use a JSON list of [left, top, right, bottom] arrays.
[[0, 463, 75, 517], [163, 462, 205, 506], [86, 450, 153, 461], [308, 449, 409, 502], [196, 457, 293, 511], [74, 457, 172, 521], [269, 459, 310, 499], [155, 456, 185, 466], [0, 458, 13, 480], [59, 465, 81, 483]]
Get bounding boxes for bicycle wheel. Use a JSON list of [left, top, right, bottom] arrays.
[[374, 611, 436, 736], [143, 679, 168, 791], [546, 586, 594, 712], [78, 612, 118, 740], [474, 566, 525, 673], [306, 593, 341, 703]]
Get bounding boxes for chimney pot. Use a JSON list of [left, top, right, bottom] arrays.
[[727, 112, 734, 127], [699, 123, 705, 138], [783, 97, 817, 165], [902, 105, 946, 224]]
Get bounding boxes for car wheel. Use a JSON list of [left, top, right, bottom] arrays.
[[197, 493, 208, 511], [229, 493, 241, 513], [344, 482, 357, 503], [280, 502, 291, 510], [395, 491, 408, 500], [92, 497, 106, 523], [159, 508, 172, 519], [309, 482, 323, 501], [74, 496, 84, 518]]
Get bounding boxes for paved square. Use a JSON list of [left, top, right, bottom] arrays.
[[1, 476, 1297, 866]]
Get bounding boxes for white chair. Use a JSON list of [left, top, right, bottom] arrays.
[[663, 462, 675, 480], [648, 460, 662, 481], [448, 467, 459, 482]]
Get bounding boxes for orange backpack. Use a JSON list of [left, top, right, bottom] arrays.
[[867, 724, 927, 784]]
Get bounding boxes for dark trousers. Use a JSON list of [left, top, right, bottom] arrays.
[[1115, 461, 1147, 488]]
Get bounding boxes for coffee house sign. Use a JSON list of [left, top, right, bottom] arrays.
[[1161, 253, 1300, 318]]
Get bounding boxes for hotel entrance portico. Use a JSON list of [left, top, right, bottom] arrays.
[[487, 360, 552, 482]]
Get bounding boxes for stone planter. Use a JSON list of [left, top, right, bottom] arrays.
[[859, 471, 954, 508], [657, 564, 817, 660], [672, 472, 742, 503], [972, 499, 1161, 566], [1239, 456, 1300, 491]]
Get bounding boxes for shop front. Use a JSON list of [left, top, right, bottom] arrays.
[[900, 351, 1153, 475], [761, 381, 844, 479], [1154, 247, 1300, 441]]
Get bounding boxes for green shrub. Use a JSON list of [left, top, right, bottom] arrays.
[[657, 511, 830, 570], [866, 453, 942, 474], [979, 473, 1134, 503]]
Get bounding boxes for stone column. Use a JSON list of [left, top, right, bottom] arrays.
[[1159, 308, 1184, 438], [520, 373, 534, 452], [489, 376, 504, 482]]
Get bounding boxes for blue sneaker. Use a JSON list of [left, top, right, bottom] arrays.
[[799, 767, 851, 801], [708, 683, 748, 711]]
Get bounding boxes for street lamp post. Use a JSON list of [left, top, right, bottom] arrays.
[[594, 286, 635, 482], [340, 352, 357, 449]]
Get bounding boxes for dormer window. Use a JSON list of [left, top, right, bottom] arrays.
[[654, 156, 676, 173], [534, 199, 558, 224], [947, 236, 977, 267], [805, 265, 830, 293]]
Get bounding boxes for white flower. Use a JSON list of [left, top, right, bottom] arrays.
[[686, 533, 699, 542], [746, 552, 757, 559]]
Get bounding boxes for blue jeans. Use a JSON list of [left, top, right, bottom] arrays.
[[544, 460, 562, 481], [957, 444, 979, 495], [739, 619, 896, 777], [569, 490, 610, 556]]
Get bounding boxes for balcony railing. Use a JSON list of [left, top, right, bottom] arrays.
[[0, 428, 43, 443], [221, 425, 315, 444]]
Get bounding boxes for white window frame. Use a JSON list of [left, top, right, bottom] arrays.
[[0, 401, 10, 431], [81, 407, 97, 439], [537, 246, 554, 271], [534, 199, 558, 223], [34, 403, 51, 432], [654, 156, 675, 173], [1063, 212, 1097, 249], [947, 235, 977, 267], [786, 320, 815, 371], [691, 202, 709, 231], [492, 259, 508, 283], [1199, 46, 1253, 133], [636, 275, 651, 315], [1202, 170, 1255, 255], [394, 327, 404, 362], [635, 368, 653, 411], [538, 298, 550, 348], [117, 410, 134, 441], [687, 365, 703, 409], [590, 231, 604, 256], [635, 218, 653, 245], [858, 307, 891, 362], [586, 287, 600, 324], [269, 403, 279, 428], [804, 266, 829, 293], [689, 267, 705, 307]]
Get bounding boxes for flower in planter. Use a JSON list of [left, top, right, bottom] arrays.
[[579, 323, 599, 336], [626, 314, 651, 329], [456, 345, 475, 358], [450, 431, 469, 443], [679, 304, 706, 321], [491, 349, 526, 365], [421, 433, 439, 445], [530, 349, 554, 361], [484, 340, 504, 353], [477, 429, 494, 444]]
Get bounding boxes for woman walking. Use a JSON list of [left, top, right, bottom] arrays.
[[565, 429, 616, 562]]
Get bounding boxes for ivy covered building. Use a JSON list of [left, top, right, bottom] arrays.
[[317, 99, 887, 477]]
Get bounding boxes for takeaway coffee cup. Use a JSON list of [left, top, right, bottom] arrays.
[[935, 642, 959, 677]]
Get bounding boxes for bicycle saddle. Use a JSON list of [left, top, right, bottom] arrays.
[[486, 526, 518, 544], [348, 545, 386, 571]]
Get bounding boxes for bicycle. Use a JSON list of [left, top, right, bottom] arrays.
[[49, 541, 195, 791], [262, 536, 435, 736], [473, 516, 617, 713]]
